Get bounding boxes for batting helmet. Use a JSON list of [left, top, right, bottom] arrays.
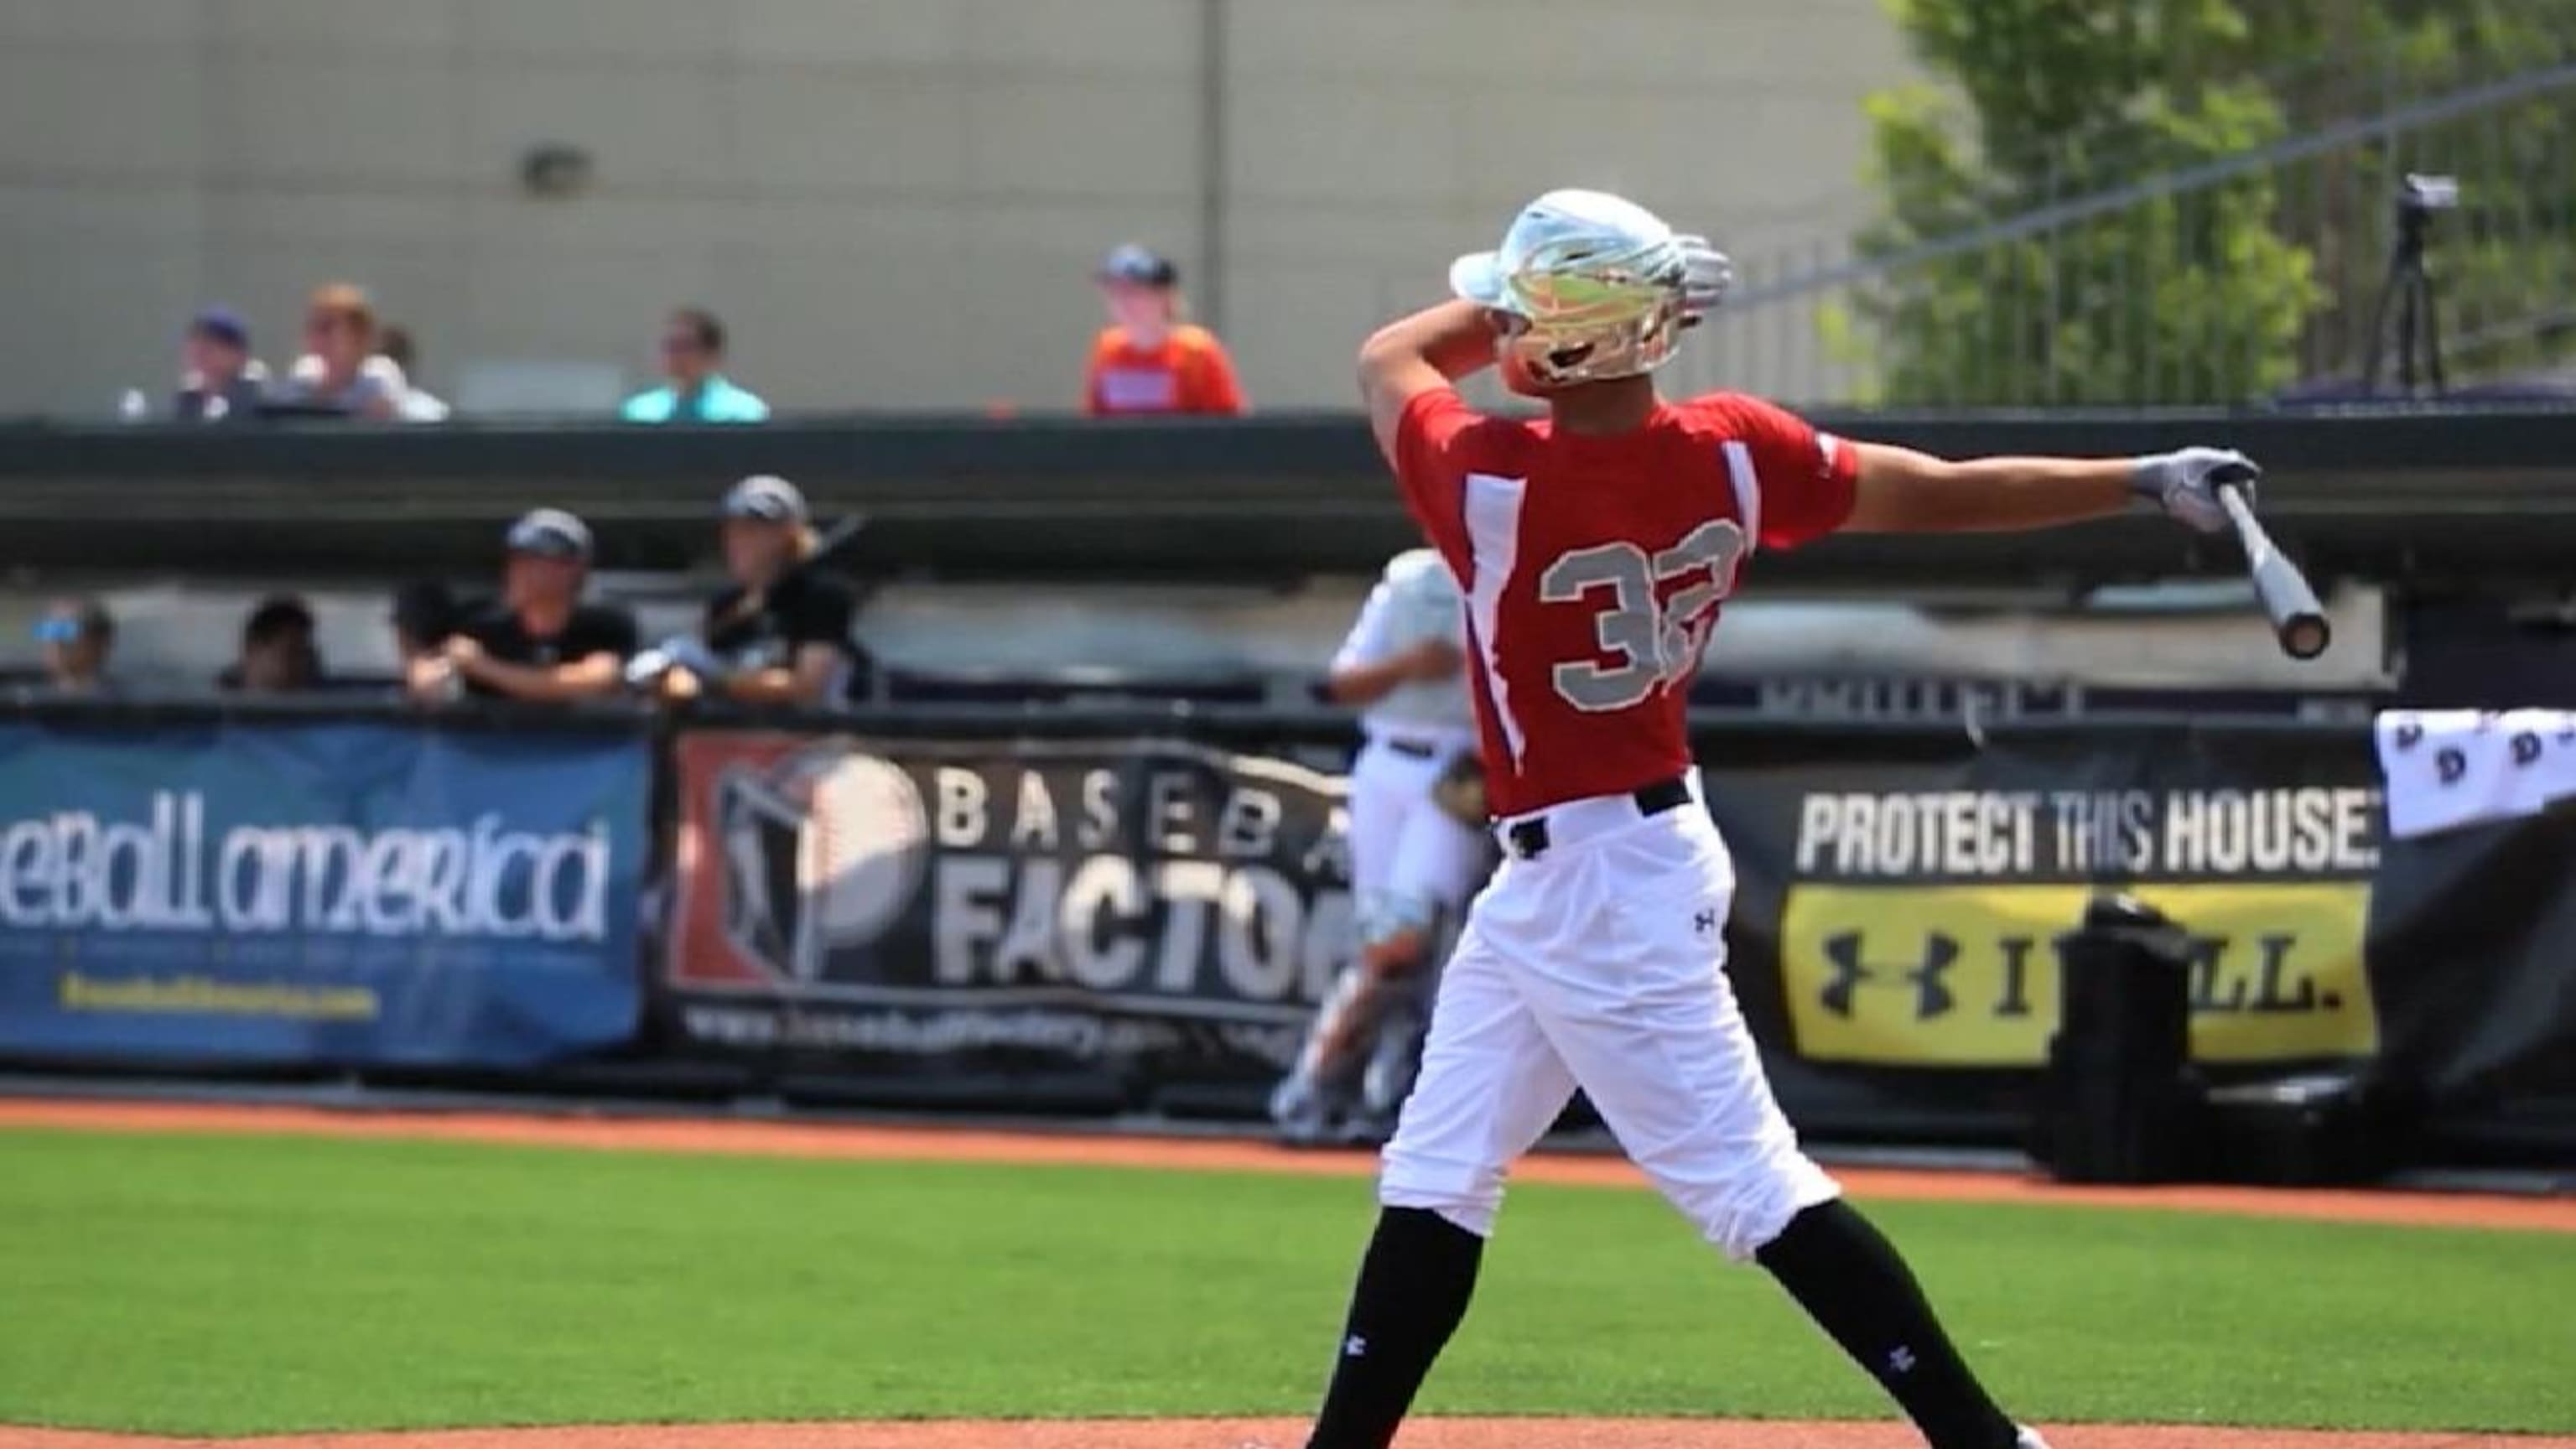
[[1448, 189, 1732, 387]]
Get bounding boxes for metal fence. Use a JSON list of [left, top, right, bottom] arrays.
[[1679, 28, 2576, 408]]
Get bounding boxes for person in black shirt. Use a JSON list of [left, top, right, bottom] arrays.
[[654, 475, 865, 708], [216, 595, 324, 693], [406, 509, 637, 705]]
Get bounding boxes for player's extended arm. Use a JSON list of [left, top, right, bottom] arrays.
[[1842, 443, 2252, 535], [1358, 300, 1497, 465]]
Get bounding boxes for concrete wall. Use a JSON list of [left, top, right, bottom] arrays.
[[0, 0, 1914, 418]]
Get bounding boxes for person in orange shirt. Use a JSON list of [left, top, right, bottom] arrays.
[[1084, 245, 1247, 417]]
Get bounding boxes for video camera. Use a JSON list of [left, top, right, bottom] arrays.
[[2400, 174, 2460, 214]]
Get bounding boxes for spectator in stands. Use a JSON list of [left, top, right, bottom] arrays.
[[379, 325, 452, 423], [621, 308, 769, 423], [216, 595, 324, 693], [406, 510, 636, 705], [34, 598, 117, 696], [171, 307, 267, 422], [1083, 244, 1245, 417], [390, 580, 462, 665], [273, 283, 402, 419], [651, 475, 867, 709]]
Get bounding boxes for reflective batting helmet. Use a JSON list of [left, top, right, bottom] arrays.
[[1448, 189, 1732, 387]]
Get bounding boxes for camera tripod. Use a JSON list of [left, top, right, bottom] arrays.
[[2360, 195, 2448, 398]]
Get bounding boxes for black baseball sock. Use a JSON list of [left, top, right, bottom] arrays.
[[1305, 1206, 1485, 1449], [1755, 1199, 2020, 1449]]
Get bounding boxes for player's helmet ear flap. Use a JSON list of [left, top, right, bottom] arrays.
[[1451, 189, 1721, 387]]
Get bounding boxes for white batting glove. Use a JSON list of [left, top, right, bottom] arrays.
[[1675, 235, 1734, 326], [2130, 447, 2258, 534]]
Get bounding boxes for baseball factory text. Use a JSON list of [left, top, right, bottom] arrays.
[[924, 765, 1351, 1010]]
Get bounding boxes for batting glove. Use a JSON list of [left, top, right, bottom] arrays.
[[2131, 447, 2258, 534]]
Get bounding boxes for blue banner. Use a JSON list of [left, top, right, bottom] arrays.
[[0, 719, 648, 1067]]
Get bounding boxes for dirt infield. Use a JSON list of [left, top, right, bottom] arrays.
[[6, 1094, 2572, 1449]]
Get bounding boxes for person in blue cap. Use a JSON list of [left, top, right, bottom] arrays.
[[407, 510, 637, 705], [172, 308, 267, 422]]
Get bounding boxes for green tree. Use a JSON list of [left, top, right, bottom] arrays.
[[1851, 0, 2576, 403], [2246, 0, 2576, 386], [1852, 0, 2321, 405]]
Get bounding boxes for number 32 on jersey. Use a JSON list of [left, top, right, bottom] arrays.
[[1539, 518, 1748, 712]]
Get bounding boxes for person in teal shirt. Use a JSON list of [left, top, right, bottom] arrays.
[[621, 307, 771, 423]]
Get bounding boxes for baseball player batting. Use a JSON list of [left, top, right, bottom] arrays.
[[1296, 188, 2260, 1449], [1272, 547, 1492, 1146]]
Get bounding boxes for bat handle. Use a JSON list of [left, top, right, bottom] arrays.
[[2216, 480, 2260, 531]]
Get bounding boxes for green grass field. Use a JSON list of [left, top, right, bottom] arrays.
[[1, 1126, 2569, 1437]]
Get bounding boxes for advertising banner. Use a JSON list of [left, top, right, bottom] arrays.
[[1706, 728, 2386, 1071], [0, 719, 648, 1067], [662, 731, 1353, 1095]]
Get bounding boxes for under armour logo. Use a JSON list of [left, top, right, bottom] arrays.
[[1343, 1335, 1368, 1358], [1694, 908, 1718, 936], [1820, 932, 1958, 1021], [1888, 1345, 1919, 1374]]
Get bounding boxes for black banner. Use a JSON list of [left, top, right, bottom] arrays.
[[662, 731, 1352, 1102], [647, 719, 2574, 1127], [1703, 725, 2386, 1075]]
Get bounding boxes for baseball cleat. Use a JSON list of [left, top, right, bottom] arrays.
[[2016, 1428, 2053, 1449]]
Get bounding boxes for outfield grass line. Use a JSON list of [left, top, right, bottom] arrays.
[[7, 1420, 2575, 1449], [1, 1095, 2566, 1237]]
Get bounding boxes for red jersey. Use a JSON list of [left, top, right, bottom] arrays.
[[1392, 387, 1859, 818]]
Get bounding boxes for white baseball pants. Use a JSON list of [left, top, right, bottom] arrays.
[[1348, 733, 1488, 942], [1379, 774, 1841, 1259]]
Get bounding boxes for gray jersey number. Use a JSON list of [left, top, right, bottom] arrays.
[[1539, 519, 1748, 712]]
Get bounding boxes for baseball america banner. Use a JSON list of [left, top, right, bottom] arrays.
[[1700, 726, 2386, 1072], [0, 717, 649, 1067], [662, 731, 1353, 1097]]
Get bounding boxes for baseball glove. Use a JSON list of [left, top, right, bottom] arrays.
[[1431, 752, 1489, 828]]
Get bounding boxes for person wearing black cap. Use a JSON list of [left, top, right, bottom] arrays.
[[217, 595, 325, 693], [652, 475, 866, 708], [407, 509, 637, 705], [1083, 244, 1247, 417], [173, 308, 267, 423]]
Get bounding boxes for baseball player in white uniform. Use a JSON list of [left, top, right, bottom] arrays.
[[1296, 187, 2261, 1449], [1272, 548, 1493, 1145]]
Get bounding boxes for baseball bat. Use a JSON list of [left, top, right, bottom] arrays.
[[2215, 480, 2329, 660]]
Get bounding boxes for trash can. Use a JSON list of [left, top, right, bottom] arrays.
[[2035, 893, 2205, 1184]]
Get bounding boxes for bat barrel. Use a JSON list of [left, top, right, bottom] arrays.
[[2215, 482, 2329, 661]]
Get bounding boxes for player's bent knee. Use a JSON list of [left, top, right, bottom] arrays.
[[1663, 1152, 1844, 1262], [1377, 1151, 1505, 1238], [1360, 892, 1437, 953]]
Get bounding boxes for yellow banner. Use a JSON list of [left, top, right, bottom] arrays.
[[1779, 882, 2376, 1067]]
